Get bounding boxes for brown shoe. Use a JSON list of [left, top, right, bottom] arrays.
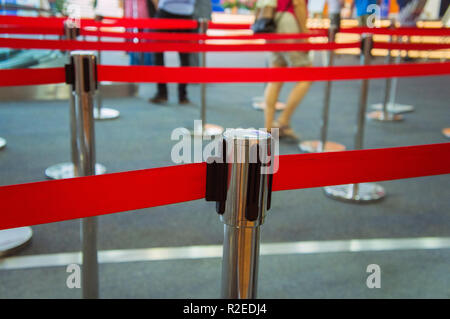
[[272, 121, 300, 143], [149, 95, 168, 104], [179, 97, 191, 105]]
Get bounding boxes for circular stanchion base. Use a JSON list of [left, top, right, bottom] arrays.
[[0, 137, 6, 150], [323, 183, 386, 203], [367, 111, 404, 122], [191, 123, 224, 138], [94, 108, 120, 121], [0, 227, 33, 257], [442, 128, 450, 139], [299, 140, 346, 153], [371, 103, 414, 114], [45, 162, 107, 180], [252, 97, 286, 112]]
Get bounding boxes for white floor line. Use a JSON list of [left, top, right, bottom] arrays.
[[1, 237, 450, 271]]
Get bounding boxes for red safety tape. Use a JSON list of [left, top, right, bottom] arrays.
[[0, 37, 360, 52], [0, 67, 65, 86], [373, 42, 450, 51], [97, 62, 450, 83], [0, 25, 326, 40], [0, 62, 448, 87], [79, 29, 328, 41], [0, 15, 198, 30], [0, 143, 448, 230], [339, 26, 450, 37]]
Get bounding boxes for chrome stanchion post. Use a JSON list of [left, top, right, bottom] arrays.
[[94, 33, 120, 120], [193, 18, 223, 138], [45, 24, 106, 180], [0, 137, 6, 150], [324, 35, 385, 203], [206, 129, 272, 299], [367, 21, 403, 122], [70, 51, 99, 298], [299, 25, 346, 153], [371, 36, 414, 114], [443, 128, 450, 138]]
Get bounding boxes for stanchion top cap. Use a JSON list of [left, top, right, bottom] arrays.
[[223, 129, 271, 142], [71, 50, 96, 57]]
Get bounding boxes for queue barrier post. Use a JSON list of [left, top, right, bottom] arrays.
[[443, 128, 450, 138], [68, 51, 100, 298], [371, 35, 415, 114], [45, 24, 106, 180], [206, 129, 273, 298], [367, 21, 404, 122], [299, 25, 346, 153], [0, 137, 5, 150], [323, 35, 386, 203], [193, 18, 224, 138], [93, 20, 120, 120]]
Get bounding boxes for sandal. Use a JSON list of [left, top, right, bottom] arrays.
[[272, 121, 300, 143]]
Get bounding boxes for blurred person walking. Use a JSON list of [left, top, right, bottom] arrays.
[[397, 0, 427, 27], [264, 0, 311, 142], [327, 0, 344, 29], [150, 0, 197, 105], [123, 0, 156, 66]]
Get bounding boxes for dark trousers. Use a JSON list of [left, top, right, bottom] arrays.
[[154, 9, 193, 100]]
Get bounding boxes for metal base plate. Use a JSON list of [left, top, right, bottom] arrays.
[[45, 162, 106, 180], [442, 128, 450, 139], [252, 97, 286, 111], [367, 110, 404, 122], [323, 183, 386, 203], [371, 103, 414, 114], [94, 107, 120, 120], [0, 227, 33, 257], [0, 137, 6, 150], [299, 140, 346, 153], [191, 123, 224, 138]]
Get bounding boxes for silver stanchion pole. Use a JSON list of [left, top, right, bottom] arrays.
[[94, 34, 120, 120], [299, 25, 346, 153], [207, 128, 272, 298], [371, 37, 414, 114], [0, 137, 6, 150], [443, 128, 450, 138], [367, 21, 403, 122], [69, 51, 100, 298], [193, 18, 223, 138], [45, 23, 106, 180], [324, 35, 385, 203]]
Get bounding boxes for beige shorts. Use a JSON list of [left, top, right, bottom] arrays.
[[269, 12, 312, 67]]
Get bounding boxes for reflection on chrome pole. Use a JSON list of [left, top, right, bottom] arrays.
[[0, 137, 6, 150], [324, 35, 386, 203]]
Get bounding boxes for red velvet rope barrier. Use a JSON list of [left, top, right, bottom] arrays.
[[0, 67, 65, 86], [0, 62, 448, 87], [0, 37, 361, 52], [97, 62, 450, 83], [373, 42, 450, 51], [0, 15, 198, 30], [2, 15, 449, 36], [0, 143, 448, 230]]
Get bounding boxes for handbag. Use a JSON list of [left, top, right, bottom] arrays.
[[251, 0, 293, 33]]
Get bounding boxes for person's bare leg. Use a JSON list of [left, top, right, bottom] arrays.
[[277, 81, 312, 126], [264, 81, 284, 130]]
